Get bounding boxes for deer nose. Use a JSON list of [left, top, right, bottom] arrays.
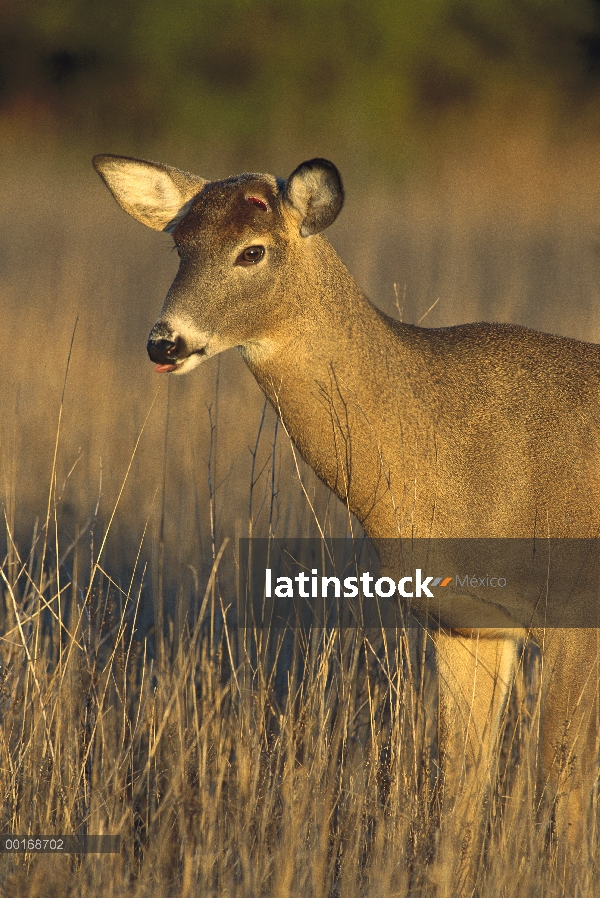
[[147, 337, 177, 364], [147, 325, 183, 364]]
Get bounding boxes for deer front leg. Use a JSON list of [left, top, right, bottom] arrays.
[[432, 631, 518, 893]]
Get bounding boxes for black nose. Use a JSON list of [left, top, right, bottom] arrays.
[[147, 323, 183, 365], [147, 337, 178, 364]]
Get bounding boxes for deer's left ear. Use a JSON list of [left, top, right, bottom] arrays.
[[93, 154, 206, 233], [284, 158, 344, 237]]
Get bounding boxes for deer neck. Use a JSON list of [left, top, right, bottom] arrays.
[[239, 242, 434, 538]]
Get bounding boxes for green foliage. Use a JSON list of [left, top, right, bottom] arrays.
[[1, 0, 599, 156]]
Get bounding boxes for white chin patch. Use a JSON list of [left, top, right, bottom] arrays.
[[173, 353, 205, 375]]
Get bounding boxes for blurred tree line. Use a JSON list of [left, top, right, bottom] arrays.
[[1, 0, 600, 158]]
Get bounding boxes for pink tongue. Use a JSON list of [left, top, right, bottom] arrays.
[[155, 362, 177, 373]]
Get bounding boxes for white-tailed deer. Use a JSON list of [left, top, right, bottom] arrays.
[[94, 154, 599, 885]]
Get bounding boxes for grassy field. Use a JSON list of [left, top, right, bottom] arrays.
[[1, 132, 600, 894]]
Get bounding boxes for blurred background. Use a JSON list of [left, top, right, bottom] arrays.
[[3, 0, 600, 624]]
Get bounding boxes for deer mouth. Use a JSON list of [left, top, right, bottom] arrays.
[[154, 362, 178, 373], [154, 347, 207, 374]]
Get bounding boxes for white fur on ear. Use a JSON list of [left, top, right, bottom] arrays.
[[285, 158, 344, 236], [93, 155, 206, 232]]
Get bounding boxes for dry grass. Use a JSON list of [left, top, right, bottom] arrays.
[[2, 132, 600, 894], [0, 476, 597, 896]]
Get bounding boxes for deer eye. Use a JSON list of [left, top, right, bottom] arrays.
[[236, 246, 265, 266]]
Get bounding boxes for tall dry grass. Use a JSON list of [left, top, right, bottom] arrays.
[[0, 447, 597, 897], [2, 129, 600, 894]]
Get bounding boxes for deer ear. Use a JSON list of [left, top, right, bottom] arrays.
[[93, 155, 206, 233], [284, 158, 344, 236]]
